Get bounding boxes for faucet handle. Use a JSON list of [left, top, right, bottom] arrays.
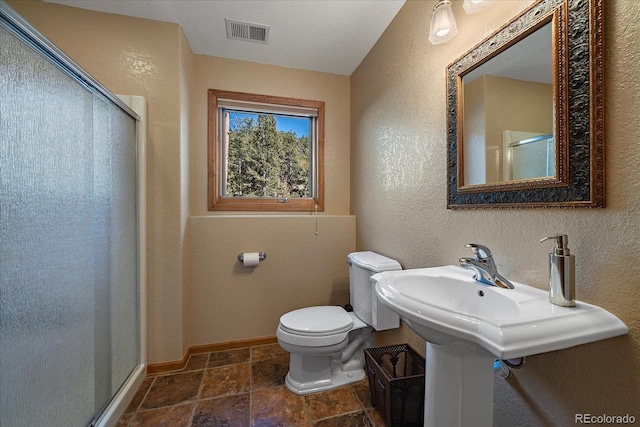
[[465, 243, 492, 260]]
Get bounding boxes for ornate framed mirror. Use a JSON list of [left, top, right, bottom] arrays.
[[447, 0, 604, 208]]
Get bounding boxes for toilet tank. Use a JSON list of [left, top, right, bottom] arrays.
[[348, 251, 402, 331]]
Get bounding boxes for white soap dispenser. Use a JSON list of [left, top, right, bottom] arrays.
[[540, 234, 575, 307]]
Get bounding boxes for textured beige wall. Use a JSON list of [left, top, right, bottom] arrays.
[[187, 216, 355, 345], [352, 0, 640, 424], [187, 55, 354, 346]]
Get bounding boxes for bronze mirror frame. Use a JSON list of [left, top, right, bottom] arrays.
[[446, 0, 604, 209]]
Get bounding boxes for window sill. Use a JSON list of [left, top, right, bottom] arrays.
[[208, 197, 323, 212]]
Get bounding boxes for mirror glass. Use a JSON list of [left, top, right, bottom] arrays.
[[462, 23, 553, 186], [446, 0, 604, 208]]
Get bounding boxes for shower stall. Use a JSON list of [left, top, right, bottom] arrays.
[[0, 3, 146, 426]]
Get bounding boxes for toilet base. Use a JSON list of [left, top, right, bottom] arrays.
[[284, 367, 366, 395], [281, 326, 374, 395]]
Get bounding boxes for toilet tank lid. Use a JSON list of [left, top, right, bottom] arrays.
[[348, 251, 402, 273]]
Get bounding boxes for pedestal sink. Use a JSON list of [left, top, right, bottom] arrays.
[[373, 265, 628, 427]]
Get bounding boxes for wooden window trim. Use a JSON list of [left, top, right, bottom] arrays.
[[208, 89, 324, 212]]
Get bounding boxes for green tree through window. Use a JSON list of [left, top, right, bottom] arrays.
[[208, 89, 324, 212], [225, 113, 310, 199]]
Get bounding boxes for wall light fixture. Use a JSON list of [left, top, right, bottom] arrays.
[[429, 0, 458, 45], [429, 0, 496, 45], [462, 0, 496, 14]]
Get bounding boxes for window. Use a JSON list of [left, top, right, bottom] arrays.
[[208, 89, 324, 211]]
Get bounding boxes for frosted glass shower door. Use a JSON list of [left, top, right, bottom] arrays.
[[92, 92, 139, 419], [1, 11, 139, 427]]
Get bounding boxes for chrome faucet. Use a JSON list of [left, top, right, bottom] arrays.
[[459, 243, 514, 289]]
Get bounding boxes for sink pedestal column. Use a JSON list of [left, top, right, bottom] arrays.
[[424, 342, 494, 427]]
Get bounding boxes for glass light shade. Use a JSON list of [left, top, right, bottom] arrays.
[[462, 0, 496, 14], [429, 0, 458, 45]]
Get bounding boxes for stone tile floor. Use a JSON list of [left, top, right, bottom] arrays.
[[116, 343, 387, 426]]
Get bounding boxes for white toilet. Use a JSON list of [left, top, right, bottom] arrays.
[[276, 251, 402, 395]]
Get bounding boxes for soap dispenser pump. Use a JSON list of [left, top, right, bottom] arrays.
[[540, 234, 575, 307]]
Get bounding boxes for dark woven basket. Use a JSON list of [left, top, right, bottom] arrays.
[[364, 344, 425, 427]]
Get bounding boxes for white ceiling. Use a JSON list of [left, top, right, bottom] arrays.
[[44, 0, 406, 76]]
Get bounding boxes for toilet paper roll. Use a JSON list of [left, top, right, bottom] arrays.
[[242, 252, 260, 267]]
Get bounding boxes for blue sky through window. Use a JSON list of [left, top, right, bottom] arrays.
[[277, 116, 310, 137], [229, 112, 309, 137]]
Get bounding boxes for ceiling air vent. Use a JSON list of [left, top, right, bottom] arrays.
[[225, 18, 270, 44]]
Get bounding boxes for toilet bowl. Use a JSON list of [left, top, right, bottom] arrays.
[[276, 251, 402, 395]]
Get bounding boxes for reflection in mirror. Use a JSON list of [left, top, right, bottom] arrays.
[[447, 0, 604, 209], [462, 23, 553, 186], [506, 133, 554, 181]]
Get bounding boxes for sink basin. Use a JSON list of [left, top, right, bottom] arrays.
[[373, 265, 627, 359], [373, 265, 628, 427]]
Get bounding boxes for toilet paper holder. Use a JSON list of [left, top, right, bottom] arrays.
[[237, 252, 267, 263]]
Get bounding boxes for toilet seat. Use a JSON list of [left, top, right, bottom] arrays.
[[277, 306, 358, 348], [279, 306, 353, 336]]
